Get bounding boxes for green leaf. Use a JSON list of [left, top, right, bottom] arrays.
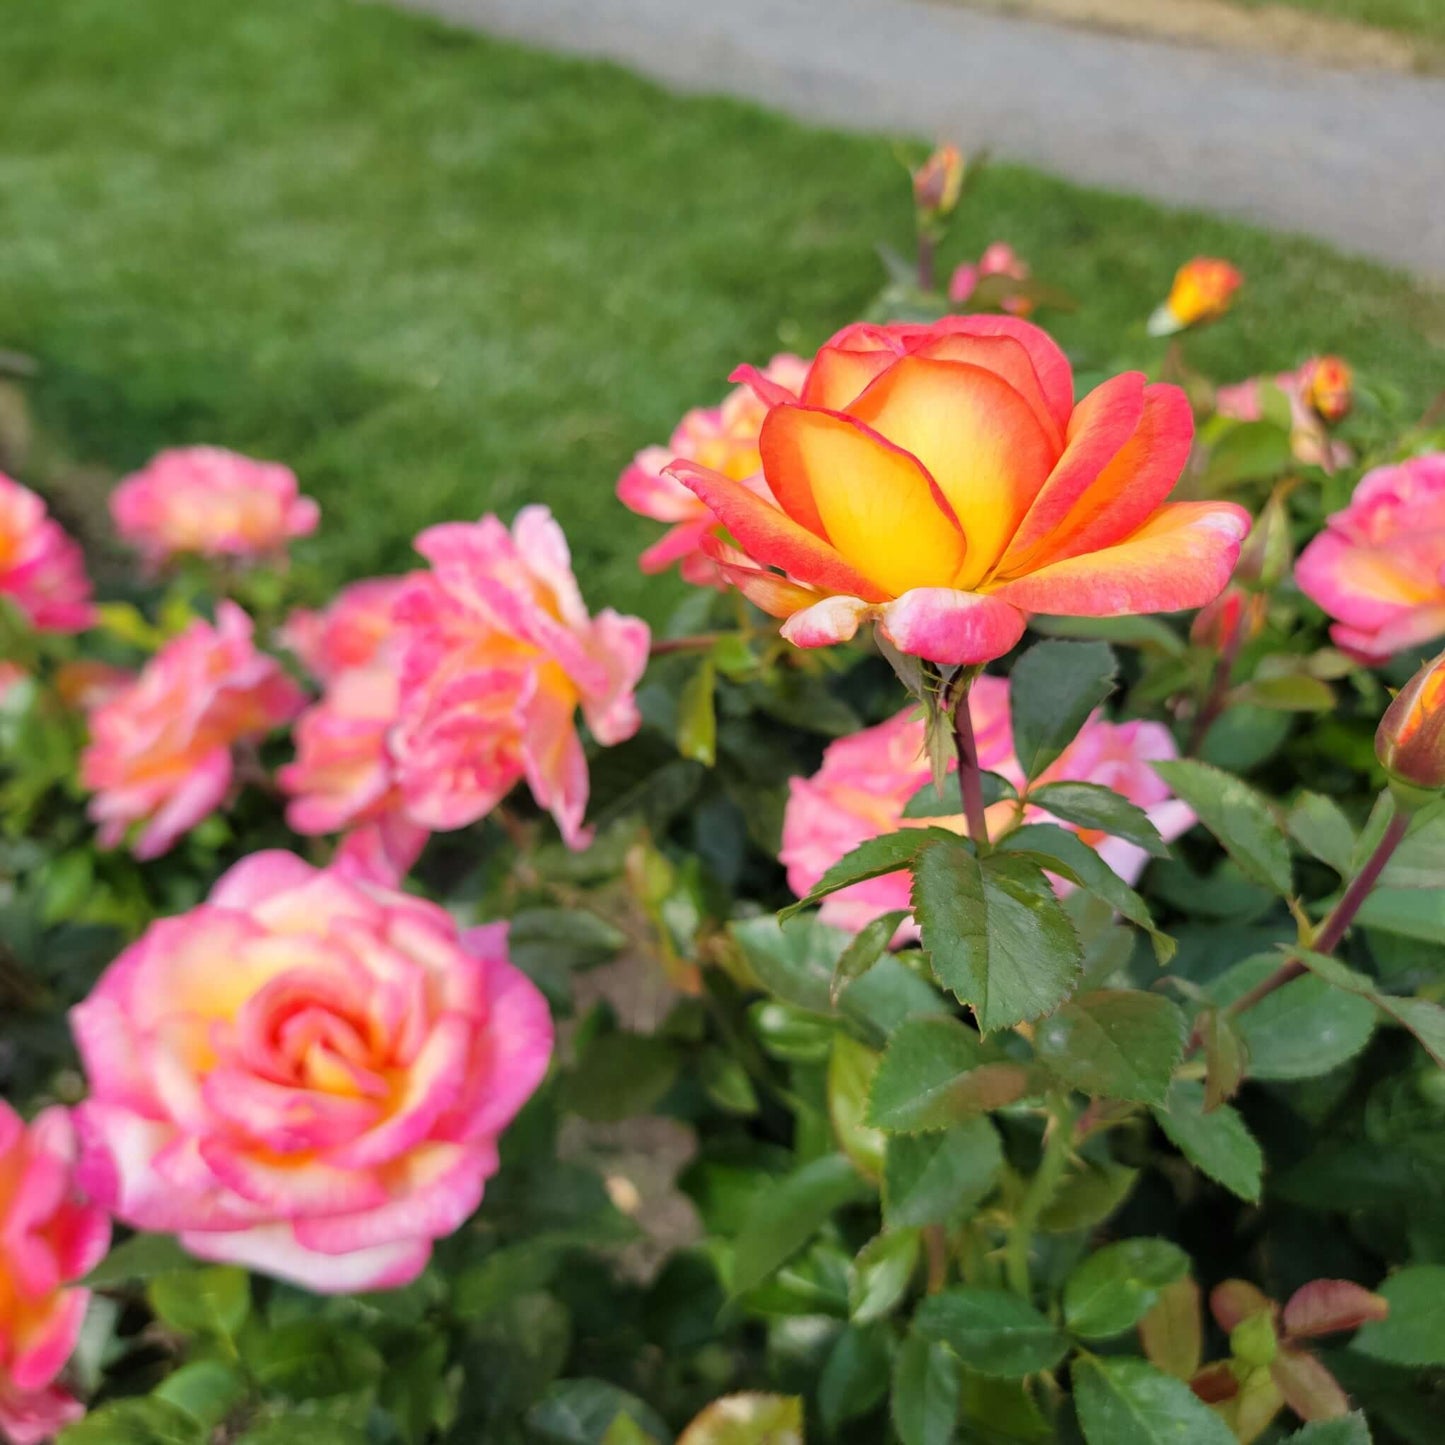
[[1285, 1413, 1372, 1444], [1210, 955, 1376, 1080], [529, 1379, 672, 1445], [731, 1154, 873, 1295], [700, 1049, 759, 1116], [562, 1031, 680, 1122], [1354, 888, 1445, 944], [153, 1362, 247, 1430], [677, 1394, 802, 1444], [244, 1323, 384, 1400], [1152, 1080, 1263, 1203], [831, 910, 908, 1003], [1236, 674, 1336, 711], [1286, 793, 1357, 877], [779, 829, 959, 920], [891, 1334, 962, 1445], [58, 1399, 206, 1445], [1062, 1239, 1190, 1339], [1009, 640, 1117, 780], [677, 656, 717, 765], [1378, 803, 1445, 890], [1200, 418, 1293, 490], [866, 1016, 1030, 1132], [85, 1233, 193, 1287], [828, 1034, 887, 1179], [996, 824, 1173, 963], [1352, 1265, 1445, 1366], [1029, 614, 1185, 657], [913, 1288, 1068, 1378], [820, 1323, 892, 1430], [1034, 990, 1187, 1104], [1200, 1010, 1248, 1110], [602, 1417, 661, 1445], [1029, 781, 1169, 858], [884, 1119, 1004, 1229], [1071, 1355, 1235, 1445], [903, 772, 1016, 818], [913, 841, 1081, 1032], [1293, 949, 1445, 1068], [1138, 1277, 1203, 1381], [147, 1267, 250, 1339], [236, 1423, 366, 1445], [1039, 1158, 1139, 1233], [849, 1229, 921, 1324], [1152, 760, 1292, 897]]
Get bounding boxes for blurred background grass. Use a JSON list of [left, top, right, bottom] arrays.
[[2, 0, 1442, 623], [1243, 0, 1445, 42]]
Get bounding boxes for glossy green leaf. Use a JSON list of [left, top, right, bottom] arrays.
[[1034, 990, 1187, 1104], [1009, 640, 1117, 780], [1071, 1355, 1236, 1445], [1286, 793, 1356, 877], [903, 772, 1016, 818], [913, 1288, 1068, 1378], [731, 1154, 872, 1295], [778, 828, 960, 920], [85, 1233, 192, 1287], [244, 1322, 384, 1400], [849, 1229, 920, 1324], [819, 1323, 892, 1430], [528, 1379, 672, 1444], [884, 1120, 1004, 1229], [891, 1335, 961, 1445], [58, 1399, 206, 1445], [828, 1034, 887, 1179], [866, 1016, 1030, 1132], [1062, 1238, 1190, 1339], [831, 910, 908, 1003], [1029, 781, 1168, 857], [677, 1394, 802, 1444], [148, 1267, 250, 1339], [153, 1362, 247, 1430], [1352, 1265, 1445, 1366], [1153, 760, 1292, 896], [1293, 949, 1445, 1068], [913, 842, 1081, 1032], [1285, 1412, 1372, 1443], [676, 656, 717, 765], [1153, 1080, 1263, 1202]]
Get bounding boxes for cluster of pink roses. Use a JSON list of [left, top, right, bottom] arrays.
[[780, 676, 1194, 933]]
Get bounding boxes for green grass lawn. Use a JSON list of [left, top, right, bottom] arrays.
[[2, 0, 1442, 624], [1232, 0, 1445, 44]]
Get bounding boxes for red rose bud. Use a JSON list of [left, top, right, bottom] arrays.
[[1191, 588, 1265, 651], [913, 145, 965, 220], [1377, 650, 1445, 793], [1301, 356, 1354, 424]]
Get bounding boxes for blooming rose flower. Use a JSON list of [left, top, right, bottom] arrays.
[[949, 242, 1033, 316], [110, 447, 319, 567], [1294, 454, 1445, 662], [780, 680, 1192, 932], [80, 601, 306, 858], [1147, 257, 1243, 336], [617, 355, 808, 587], [1215, 358, 1354, 470], [0, 1103, 111, 1445], [668, 317, 1248, 665], [72, 852, 552, 1294], [279, 576, 413, 685], [390, 506, 650, 848], [0, 474, 93, 634]]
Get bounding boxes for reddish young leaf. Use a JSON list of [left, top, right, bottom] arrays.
[[1210, 1280, 1276, 1333], [1189, 1360, 1239, 1404], [1271, 1347, 1351, 1422], [1140, 1276, 1203, 1381], [1282, 1279, 1389, 1340]]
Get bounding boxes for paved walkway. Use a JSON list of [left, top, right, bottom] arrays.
[[390, 0, 1445, 276]]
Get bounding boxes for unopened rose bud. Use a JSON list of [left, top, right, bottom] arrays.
[[1301, 356, 1354, 424], [1191, 588, 1266, 651], [1376, 650, 1445, 795], [913, 145, 965, 221], [1147, 257, 1243, 337], [1234, 487, 1293, 590]]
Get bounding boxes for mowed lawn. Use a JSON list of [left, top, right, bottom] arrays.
[[2, 0, 1443, 622], [1231, 0, 1445, 44]]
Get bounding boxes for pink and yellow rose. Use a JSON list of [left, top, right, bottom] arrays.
[[72, 852, 552, 1294], [617, 355, 807, 586], [0, 1103, 111, 1445], [780, 681, 1192, 933], [280, 576, 414, 686], [0, 474, 93, 634], [110, 447, 319, 568], [1294, 453, 1445, 662], [80, 601, 306, 858], [1215, 358, 1354, 470], [390, 506, 650, 849], [668, 316, 1248, 664]]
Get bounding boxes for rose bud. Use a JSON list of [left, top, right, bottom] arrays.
[[912, 145, 965, 221], [1148, 257, 1243, 337], [1301, 356, 1354, 424], [1376, 650, 1445, 795], [1234, 486, 1294, 590]]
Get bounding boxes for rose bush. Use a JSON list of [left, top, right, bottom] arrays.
[[1, 147, 1443, 1445]]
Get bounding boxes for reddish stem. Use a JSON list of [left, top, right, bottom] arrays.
[[917, 233, 937, 294], [952, 681, 990, 847], [649, 633, 723, 658], [1187, 625, 1247, 756]]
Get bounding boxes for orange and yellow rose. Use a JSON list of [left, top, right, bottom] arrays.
[[667, 316, 1249, 664]]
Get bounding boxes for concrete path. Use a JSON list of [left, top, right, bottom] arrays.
[[389, 0, 1445, 277]]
